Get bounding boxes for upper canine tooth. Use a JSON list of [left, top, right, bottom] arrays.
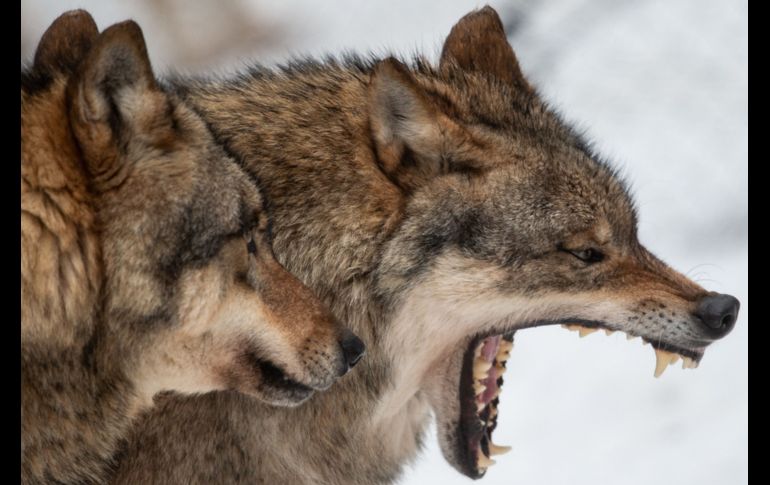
[[578, 327, 598, 338], [654, 349, 678, 378], [488, 442, 512, 456], [474, 360, 493, 376], [477, 450, 496, 468]]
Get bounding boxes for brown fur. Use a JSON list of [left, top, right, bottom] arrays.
[[21, 12, 361, 484], [112, 6, 739, 484]]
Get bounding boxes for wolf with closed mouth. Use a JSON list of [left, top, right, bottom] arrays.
[[112, 6, 740, 483], [21, 11, 363, 484]]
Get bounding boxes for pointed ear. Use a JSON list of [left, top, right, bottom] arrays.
[[440, 6, 531, 93], [369, 58, 446, 189], [34, 10, 99, 76], [69, 21, 173, 191]]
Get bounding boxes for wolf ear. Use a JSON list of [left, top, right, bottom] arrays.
[[440, 6, 531, 93], [369, 58, 447, 190], [69, 20, 174, 191], [34, 10, 99, 76]]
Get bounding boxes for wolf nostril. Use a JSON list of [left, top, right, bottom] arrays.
[[694, 293, 740, 337], [340, 331, 366, 371]]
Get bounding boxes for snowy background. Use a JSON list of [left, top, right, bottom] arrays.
[[22, 1, 747, 484]]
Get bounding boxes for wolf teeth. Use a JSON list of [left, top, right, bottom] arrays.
[[474, 382, 487, 395], [654, 349, 688, 378], [474, 342, 484, 359], [474, 360, 493, 376], [681, 356, 699, 369], [561, 324, 600, 337], [477, 449, 496, 468], [488, 442, 512, 456]]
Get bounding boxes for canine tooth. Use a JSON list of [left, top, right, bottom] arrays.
[[604, 329, 615, 336], [474, 343, 484, 359], [474, 360, 493, 376], [488, 443, 512, 456], [654, 349, 678, 378], [474, 382, 487, 395], [477, 450, 496, 468], [578, 327, 598, 338]]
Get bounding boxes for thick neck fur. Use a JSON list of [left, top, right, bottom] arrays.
[[143, 59, 462, 483], [22, 79, 140, 485]]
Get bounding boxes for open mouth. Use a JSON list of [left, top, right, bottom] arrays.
[[243, 352, 314, 400], [457, 321, 706, 478]]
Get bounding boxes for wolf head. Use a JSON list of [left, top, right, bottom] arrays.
[[21, 12, 364, 407], [367, 7, 739, 478]]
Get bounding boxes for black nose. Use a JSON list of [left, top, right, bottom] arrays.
[[340, 330, 366, 371], [694, 293, 739, 337]]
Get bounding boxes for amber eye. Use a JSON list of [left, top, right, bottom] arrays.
[[560, 246, 605, 263]]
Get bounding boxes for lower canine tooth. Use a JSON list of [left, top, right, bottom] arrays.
[[477, 450, 496, 468], [578, 327, 598, 338], [474, 382, 487, 395], [488, 443, 512, 456]]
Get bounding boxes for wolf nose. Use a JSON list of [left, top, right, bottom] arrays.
[[694, 293, 739, 337], [340, 330, 366, 373]]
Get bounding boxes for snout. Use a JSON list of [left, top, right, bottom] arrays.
[[694, 293, 739, 338], [339, 329, 366, 375]]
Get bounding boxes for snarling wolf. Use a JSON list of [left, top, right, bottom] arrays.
[[21, 11, 364, 484], [112, 6, 740, 483]]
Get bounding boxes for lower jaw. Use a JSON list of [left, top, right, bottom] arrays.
[[457, 332, 514, 478]]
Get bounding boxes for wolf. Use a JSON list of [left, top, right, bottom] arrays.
[[111, 6, 740, 483], [21, 11, 364, 484]]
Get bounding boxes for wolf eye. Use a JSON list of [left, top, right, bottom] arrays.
[[566, 248, 604, 263]]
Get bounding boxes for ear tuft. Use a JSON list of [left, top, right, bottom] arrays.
[[69, 20, 167, 191], [33, 10, 99, 76], [440, 6, 531, 93], [369, 58, 443, 182]]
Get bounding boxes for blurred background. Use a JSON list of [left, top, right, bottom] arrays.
[[22, 1, 747, 484]]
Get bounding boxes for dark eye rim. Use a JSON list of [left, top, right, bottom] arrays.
[[559, 245, 605, 263]]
